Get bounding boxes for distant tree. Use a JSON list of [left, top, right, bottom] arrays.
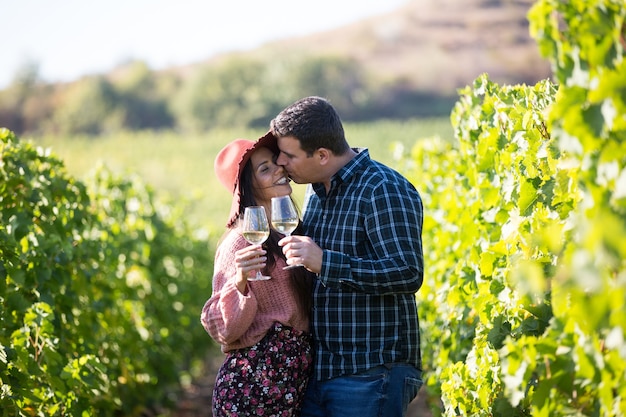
[[171, 54, 375, 131], [9, 60, 40, 90], [20, 84, 57, 134], [111, 60, 175, 130], [0, 61, 42, 133], [0, 91, 22, 133], [52, 76, 119, 135], [286, 55, 370, 119], [172, 57, 271, 131]]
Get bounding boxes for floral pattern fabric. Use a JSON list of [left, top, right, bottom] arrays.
[[212, 322, 312, 416]]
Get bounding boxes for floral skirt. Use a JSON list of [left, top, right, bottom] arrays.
[[212, 322, 312, 417]]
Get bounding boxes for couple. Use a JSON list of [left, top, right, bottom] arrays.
[[201, 96, 424, 417]]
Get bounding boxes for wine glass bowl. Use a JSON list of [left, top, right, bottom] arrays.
[[271, 196, 299, 236], [242, 206, 271, 281]]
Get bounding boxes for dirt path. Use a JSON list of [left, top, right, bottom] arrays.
[[172, 355, 435, 417]]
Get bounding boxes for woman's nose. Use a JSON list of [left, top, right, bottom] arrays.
[[271, 162, 286, 174]]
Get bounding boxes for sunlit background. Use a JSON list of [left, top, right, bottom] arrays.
[[2, 0, 409, 88], [3, 1, 623, 416]]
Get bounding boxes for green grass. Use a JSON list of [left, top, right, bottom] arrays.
[[28, 117, 453, 233]]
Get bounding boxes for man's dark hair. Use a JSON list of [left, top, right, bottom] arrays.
[[270, 96, 350, 156]]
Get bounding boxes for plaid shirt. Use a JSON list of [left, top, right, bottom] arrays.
[[302, 148, 423, 381]]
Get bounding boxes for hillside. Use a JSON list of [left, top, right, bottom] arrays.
[[204, 0, 552, 95]]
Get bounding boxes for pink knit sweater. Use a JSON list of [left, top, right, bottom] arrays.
[[201, 230, 309, 352]]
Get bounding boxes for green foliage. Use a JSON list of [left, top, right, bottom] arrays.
[[399, 0, 626, 415], [0, 128, 214, 416], [4, 3, 624, 415], [402, 75, 563, 416]]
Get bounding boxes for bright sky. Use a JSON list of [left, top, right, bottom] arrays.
[[1, 0, 409, 89]]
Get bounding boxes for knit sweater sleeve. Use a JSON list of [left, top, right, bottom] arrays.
[[201, 231, 258, 347]]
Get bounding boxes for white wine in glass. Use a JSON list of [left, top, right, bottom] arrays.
[[242, 206, 271, 281], [271, 196, 303, 270]]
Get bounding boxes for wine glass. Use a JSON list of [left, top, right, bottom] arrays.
[[271, 196, 303, 270], [242, 206, 271, 281]]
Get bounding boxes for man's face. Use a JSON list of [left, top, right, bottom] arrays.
[[275, 136, 320, 184]]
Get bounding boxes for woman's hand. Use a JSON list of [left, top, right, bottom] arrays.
[[234, 245, 267, 293]]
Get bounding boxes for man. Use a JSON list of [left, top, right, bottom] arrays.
[[270, 96, 424, 417]]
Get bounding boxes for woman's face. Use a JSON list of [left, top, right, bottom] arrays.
[[250, 147, 292, 206]]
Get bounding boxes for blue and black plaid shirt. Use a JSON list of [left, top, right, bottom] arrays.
[[302, 148, 423, 381]]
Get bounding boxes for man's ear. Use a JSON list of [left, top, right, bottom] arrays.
[[316, 148, 330, 165]]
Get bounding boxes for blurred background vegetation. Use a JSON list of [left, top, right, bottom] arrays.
[[0, 55, 464, 136], [0, 0, 550, 137]]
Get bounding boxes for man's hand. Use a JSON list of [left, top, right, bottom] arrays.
[[278, 235, 323, 274]]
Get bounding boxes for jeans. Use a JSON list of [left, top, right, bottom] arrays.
[[300, 363, 423, 417]]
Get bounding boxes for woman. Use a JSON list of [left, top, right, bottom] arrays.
[[201, 132, 313, 416]]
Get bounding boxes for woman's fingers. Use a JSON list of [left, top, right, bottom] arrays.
[[236, 245, 267, 271]]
